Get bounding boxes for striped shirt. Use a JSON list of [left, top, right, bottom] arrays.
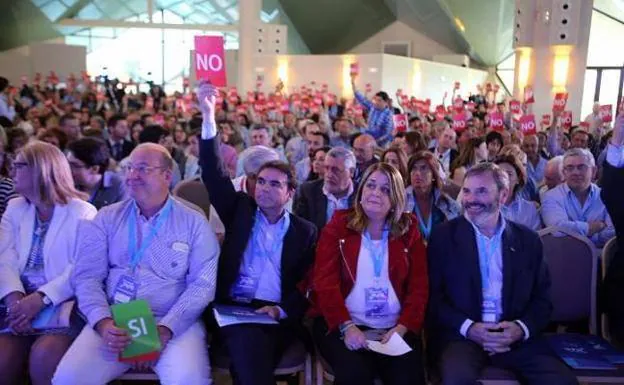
[[0, 177, 17, 220], [71, 196, 220, 337], [354, 91, 394, 146]]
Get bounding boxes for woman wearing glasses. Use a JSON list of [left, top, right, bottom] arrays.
[[0, 141, 97, 385], [312, 162, 428, 385]]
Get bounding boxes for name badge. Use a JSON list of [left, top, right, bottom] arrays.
[[230, 274, 258, 304], [365, 286, 389, 318], [482, 297, 501, 323], [172, 241, 189, 253], [112, 275, 138, 304]]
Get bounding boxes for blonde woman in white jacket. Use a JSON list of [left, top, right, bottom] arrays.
[[0, 141, 96, 385]]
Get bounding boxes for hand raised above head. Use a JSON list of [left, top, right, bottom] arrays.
[[197, 80, 219, 118]]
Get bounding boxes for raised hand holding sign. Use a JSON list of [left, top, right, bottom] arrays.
[[194, 36, 226, 87]]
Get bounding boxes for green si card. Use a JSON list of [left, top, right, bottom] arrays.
[[111, 300, 162, 361]]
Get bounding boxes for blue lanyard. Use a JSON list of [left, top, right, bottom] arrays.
[[477, 231, 502, 291], [249, 211, 290, 271], [412, 194, 433, 240], [363, 230, 389, 279], [127, 199, 172, 271]]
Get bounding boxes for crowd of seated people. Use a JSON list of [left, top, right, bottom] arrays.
[[0, 68, 622, 385]]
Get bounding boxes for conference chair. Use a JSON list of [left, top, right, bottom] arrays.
[[172, 176, 211, 218], [538, 226, 599, 334]]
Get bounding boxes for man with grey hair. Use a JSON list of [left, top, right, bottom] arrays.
[[294, 146, 357, 230], [542, 148, 615, 247], [428, 162, 577, 385], [54, 143, 220, 384], [539, 155, 565, 200]]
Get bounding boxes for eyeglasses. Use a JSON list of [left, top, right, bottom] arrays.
[[563, 164, 590, 173], [256, 177, 287, 189], [121, 164, 166, 175], [12, 161, 28, 170]]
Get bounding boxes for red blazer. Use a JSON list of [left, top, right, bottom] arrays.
[[311, 209, 428, 333]]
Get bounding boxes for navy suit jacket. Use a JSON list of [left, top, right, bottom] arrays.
[[293, 179, 356, 231], [601, 162, 624, 345], [199, 136, 318, 322], [427, 216, 552, 350]]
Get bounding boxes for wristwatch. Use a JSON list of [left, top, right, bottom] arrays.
[[37, 291, 52, 306]]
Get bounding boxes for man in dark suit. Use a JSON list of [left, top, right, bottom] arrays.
[[602, 114, 624, 347], [429, 126, 459, 175], [294, 146, 356, 230], [107, 114, 135, 162], [427, 162, 577, 385], [198, 82, 317, 385]]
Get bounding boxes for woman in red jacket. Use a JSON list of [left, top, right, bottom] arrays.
[[312, 162, 428, 385]]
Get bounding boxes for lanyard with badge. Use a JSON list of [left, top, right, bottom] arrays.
[[363, 230, 390, 318], [230, 212, 290, 303], [478, 230, 503, 323], [112, 200, 173, 304], [412, 194, 433, 241]]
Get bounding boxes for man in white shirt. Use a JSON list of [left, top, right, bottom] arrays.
[[428, 162, 577, 385], [53, 143, 219, 385], [429, 127, 458, 174]]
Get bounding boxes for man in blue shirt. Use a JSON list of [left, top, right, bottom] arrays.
[[542, 148, 615, 247], [523, 135, 547, 185], [350, 75, 394, 146], [428, 162, 577, 385]]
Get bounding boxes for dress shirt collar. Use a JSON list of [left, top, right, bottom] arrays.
[[255, 207, 289, 228], [133, 195, 172, 223], [563, 183, 598, 203], [465, 212, 506, 241], [322, 181, 354, 204]]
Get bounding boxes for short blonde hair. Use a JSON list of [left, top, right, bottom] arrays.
[[19, 141, 88, 205], [348, 162, 412, 238]]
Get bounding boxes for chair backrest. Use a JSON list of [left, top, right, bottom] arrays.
[[172, 176, 211, 219], [538, 226, 598, 334], [174, 197, 206, 219]]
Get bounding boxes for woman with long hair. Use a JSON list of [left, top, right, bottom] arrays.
[[0, 141, 97, 385], [312, 162, 428, 385], [450, 137, 488, 185]]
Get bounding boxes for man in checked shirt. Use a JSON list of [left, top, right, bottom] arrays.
[[53, 143, 219, 385], [351, 73, 394, 147]]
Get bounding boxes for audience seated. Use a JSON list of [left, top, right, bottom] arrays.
[[53, 143, 219, 384], [312, 162, 428, 385], [0, 141, 97, 384], [197, 82, 317, 385], [541, 148, 615, 248], [539, 155, 564, 200], [523, 135, 548, 186], [429, 126, 458, 174], [352, 134, 378, 186], [495, 154, 542, 231], [427, 162, 578, 385], [294, 146, 356, 231], [381, 146, 409, 186], [66, 137, 126, 209], [405, 151, 461, 243]]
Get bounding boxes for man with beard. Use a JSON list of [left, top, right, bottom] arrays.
[[427, 162, 577, 385]]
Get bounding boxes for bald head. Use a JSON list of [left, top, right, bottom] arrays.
[[353, 134, 376, 164], [132, 143, 174, 171], [522, 134, 539, 158]]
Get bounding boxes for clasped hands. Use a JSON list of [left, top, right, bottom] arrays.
[[343, 323, 407, 351], [4, 292, 45, 334], [96, 318, 173, 371], [467, 321, 524, 355]]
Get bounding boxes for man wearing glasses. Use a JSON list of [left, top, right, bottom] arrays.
[[54, 143, 220, 384], [198, 81, 317, 385], [541, 147, 615, 247]]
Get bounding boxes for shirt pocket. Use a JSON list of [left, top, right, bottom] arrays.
[[147, 234, 190, 281]]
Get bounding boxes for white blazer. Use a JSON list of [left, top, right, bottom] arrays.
[[0, 197, 97, 305]]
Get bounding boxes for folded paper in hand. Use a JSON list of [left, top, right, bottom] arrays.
[[367, 332, 412, 356], [213, 305, 278, 327]]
